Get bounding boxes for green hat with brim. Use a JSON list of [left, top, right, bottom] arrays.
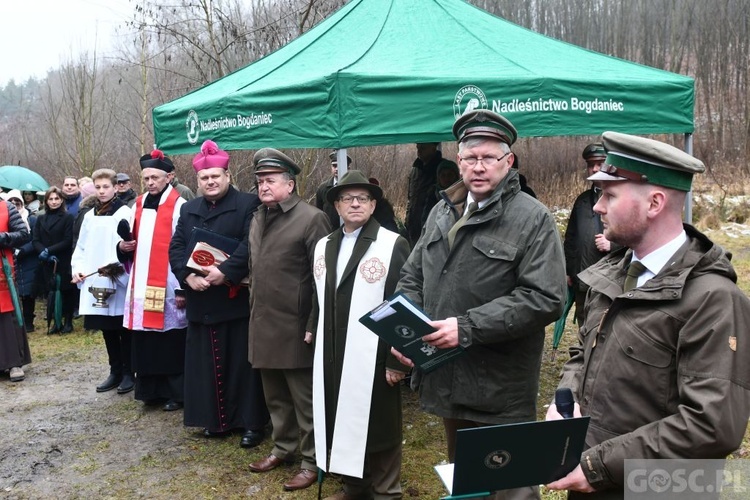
[[253, 148, 301, 175], [452, 110, 517, 145], [326, 169, 382, 204], [589, 131, 705, 192]]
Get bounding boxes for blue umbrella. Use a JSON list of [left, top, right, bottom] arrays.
[[0, 166, 49, 192]]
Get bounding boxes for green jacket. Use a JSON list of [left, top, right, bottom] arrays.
[[558, 225, 750, 497], [398, 170, 566, 423]]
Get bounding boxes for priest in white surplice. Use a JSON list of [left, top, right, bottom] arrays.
[[118, 150, 188, 410], [312, 170, 410, 499]]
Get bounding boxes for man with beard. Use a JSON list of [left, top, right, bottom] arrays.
[[563, 143, 619, 325], [547, 132, 750, 499], [169, 140, 269, 448], [118, 150, 188, 411]]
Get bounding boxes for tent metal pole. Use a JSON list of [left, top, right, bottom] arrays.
[[684, 133, 694, 223], [337, 148, 349, 179]]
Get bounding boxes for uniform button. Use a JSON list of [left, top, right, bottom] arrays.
[[489, 250, 495, 254], [599, 334, 605, 342], [442, 270, 447, 275], [626, 346, 634, 354], [461, 337, 468, 343], [583, 397, 589, 404]]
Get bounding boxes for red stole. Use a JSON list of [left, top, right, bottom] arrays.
[[0, 202, 15, 313], [130, 188, 180, 329]]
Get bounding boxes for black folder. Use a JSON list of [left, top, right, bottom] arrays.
[[435, 417, 590, 499], [359, 292, 464, 372]]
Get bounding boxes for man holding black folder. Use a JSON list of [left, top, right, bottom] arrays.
[[168, 140, 269, 449], [395, 110, 567, 500], [311, 170, 410, 499], [547, 132, 750, 498]]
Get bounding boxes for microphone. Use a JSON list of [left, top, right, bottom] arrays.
[[117, 219, 133, 242], [555, 388, 575, 419]]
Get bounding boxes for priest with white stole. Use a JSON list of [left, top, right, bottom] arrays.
[[118, 150, 188, 411], [312, 170, 410, 499]]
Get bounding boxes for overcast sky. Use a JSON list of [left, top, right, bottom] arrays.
[[0, 0, 133, 86]]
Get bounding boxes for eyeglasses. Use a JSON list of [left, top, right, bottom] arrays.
[[458, 151, 511, 167], [116, 180, 129, 185], [338, 195, 372, 205]]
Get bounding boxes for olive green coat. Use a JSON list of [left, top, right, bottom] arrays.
[[397, 170, 567, 423], [558, 225, 750, 498]]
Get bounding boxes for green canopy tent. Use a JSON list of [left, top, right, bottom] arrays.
[[152, 0, 694, 154]]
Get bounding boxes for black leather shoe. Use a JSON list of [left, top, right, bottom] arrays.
[[240, 429, 265, 448], [117, 374, 135, 394], [61, 322, 73, 333], [162, 400, 183, 411], [96, 373, 122, 392]]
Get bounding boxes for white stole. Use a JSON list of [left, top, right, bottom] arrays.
[[312, 226, 399, 477]]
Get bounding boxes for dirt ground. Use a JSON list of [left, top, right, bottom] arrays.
[[0, 335, 191, 499], [0, 328, 447, 500]]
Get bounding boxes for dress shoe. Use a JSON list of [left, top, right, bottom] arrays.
[[96, 373, 122, 392], [283, 469, 317, 491], [240, 429, 265, 448], [9, 367, 25, 382], [248, 454, 291, 473], [61, 322, 73, 333], [162, 400, 183, 411], [117, 374, 135, 394]]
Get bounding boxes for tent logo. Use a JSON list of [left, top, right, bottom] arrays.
[[454, 85, 488, 118], [186, 110, 200, 145]]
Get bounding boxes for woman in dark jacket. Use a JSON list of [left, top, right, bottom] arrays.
[[4, 192, 39, 332], [33, 187, 75, 333]]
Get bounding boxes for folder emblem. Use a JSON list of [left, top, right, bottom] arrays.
[[484, 450, 512, 469]]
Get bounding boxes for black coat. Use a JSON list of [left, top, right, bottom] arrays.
[[33, 208, 75, 292], [15, 214, 39, 297], [169, 186, 261, 325]]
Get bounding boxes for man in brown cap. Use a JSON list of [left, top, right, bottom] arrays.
[[394, 110, 567, 500], [547, 132, 750, 498], [247, 148, 331, 491], [311, 170, 410, 499], [563, 143, 620, 325]]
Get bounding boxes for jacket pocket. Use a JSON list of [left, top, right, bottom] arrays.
[[472, 235, 517, 262]]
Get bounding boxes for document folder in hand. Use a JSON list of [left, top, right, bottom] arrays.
[[185, 227, 248, 285], [435, 417, 590, 499], [359, 292, 463, 372]]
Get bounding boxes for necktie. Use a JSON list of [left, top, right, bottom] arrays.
[[623, 260, 647, 292], [447, 202, 478, 250]]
